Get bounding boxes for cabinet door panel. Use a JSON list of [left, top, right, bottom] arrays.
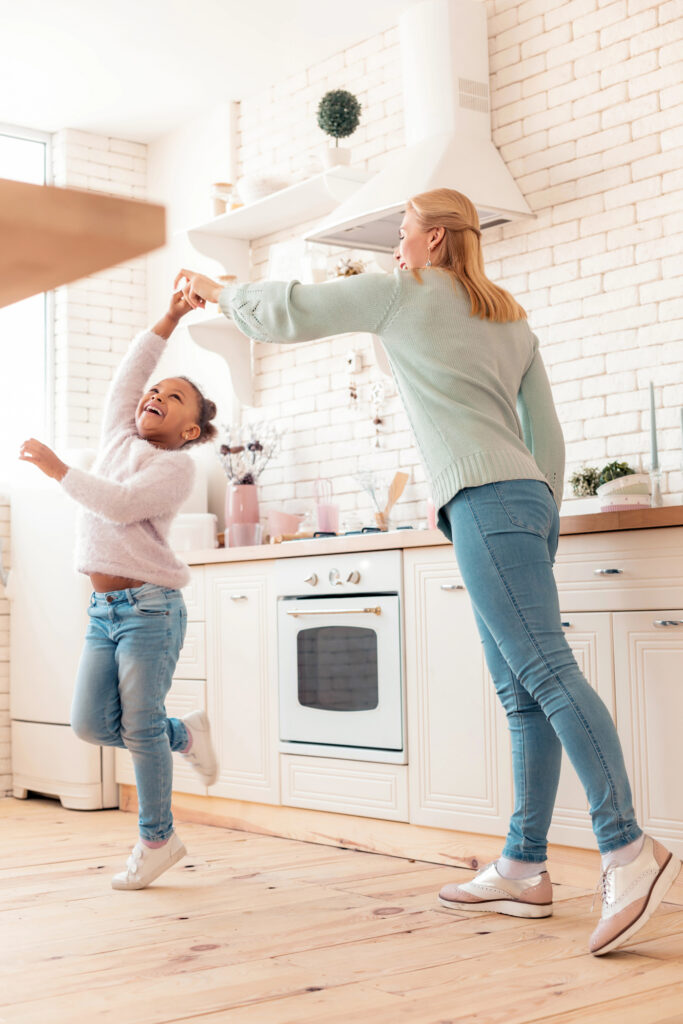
[[404, 548, 512, 834], [548, 613, 614, 849], [614, 611, 683, 857], [205, 563, 279, 803]]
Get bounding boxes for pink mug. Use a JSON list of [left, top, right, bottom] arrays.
[[426, 500, 437, 530]]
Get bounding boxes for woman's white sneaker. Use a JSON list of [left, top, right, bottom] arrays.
[[590, 834, 681, 955], [181, 710, 219, 786], [438, 861, 553, 918], [111, 832, 187, 890]]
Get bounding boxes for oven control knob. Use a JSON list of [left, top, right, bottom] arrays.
[[304, 573, 318, 586], [346, 570, 361, 584], [329, 569, 344, 586]]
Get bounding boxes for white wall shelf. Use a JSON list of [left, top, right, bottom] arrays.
[[187, 316, 253, 406], [187, 167, 369, 247]]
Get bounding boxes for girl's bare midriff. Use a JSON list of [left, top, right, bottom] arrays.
[[89, 573, 145, 593]]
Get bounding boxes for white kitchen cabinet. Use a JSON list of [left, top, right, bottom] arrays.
[[281, 754, 408, 821], [403, 547, 513, 835], [613, 611, 683, 858], [115, 566, 209, 797], [547, 613, 615, 849], [205, 560, 279, 804]]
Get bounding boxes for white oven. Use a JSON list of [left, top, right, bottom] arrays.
[[276, 549, 405, 764]]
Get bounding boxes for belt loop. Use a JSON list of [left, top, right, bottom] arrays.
[[125, 587, 135, 605]]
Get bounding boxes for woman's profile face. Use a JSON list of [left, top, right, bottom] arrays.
[[395, 206, 432, 270]]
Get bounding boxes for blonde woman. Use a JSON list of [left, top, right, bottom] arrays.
[[176, 187, 679, 954]]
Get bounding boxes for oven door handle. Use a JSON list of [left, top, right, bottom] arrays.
[[286, 606, 382, 617]]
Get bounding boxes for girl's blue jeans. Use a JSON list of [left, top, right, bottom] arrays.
[[71, 583, 189, 842], [443, 479, 642, 861]]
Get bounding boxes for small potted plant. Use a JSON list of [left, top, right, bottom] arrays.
[[317, 89, 362, 168], [596, 461, 651, 511], [569, 466, 601, 498]]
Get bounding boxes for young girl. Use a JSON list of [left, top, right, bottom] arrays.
[[175, 188, 679, 956], [20, 289, 220, 890]]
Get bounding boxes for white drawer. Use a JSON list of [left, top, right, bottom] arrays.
[[554, 527, 683, 611], [280, 754, 408, 821], [182, 566, 205, 621], [115, 678, 207, 795], [175, 620, 206, 679]]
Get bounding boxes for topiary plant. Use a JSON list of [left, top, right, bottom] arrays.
[[317, 89, 362, 147], [599, 461, 636, 485]]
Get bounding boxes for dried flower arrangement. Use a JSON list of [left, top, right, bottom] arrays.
[[336, 257, 366, 277], [218, 420, 282, 485]]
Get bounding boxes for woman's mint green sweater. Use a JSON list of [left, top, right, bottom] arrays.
[[218, 268, 565, 540]]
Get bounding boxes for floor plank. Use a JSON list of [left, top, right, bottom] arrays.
[[1, 797, 682, 1024]]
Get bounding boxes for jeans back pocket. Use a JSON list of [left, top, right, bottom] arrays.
[[492, 480, 555, 539]]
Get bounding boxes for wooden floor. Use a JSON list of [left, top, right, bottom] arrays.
[[1, 798, 683, 1024]]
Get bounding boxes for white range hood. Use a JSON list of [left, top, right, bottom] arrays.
[[307, 0, 533, 253]]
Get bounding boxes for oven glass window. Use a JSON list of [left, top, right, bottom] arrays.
[[297, 626, 379, 711]]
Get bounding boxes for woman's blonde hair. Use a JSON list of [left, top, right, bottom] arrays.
[[407, 188, 526, 322]]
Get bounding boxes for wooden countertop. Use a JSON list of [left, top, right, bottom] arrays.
[[559, 504, 683, 535], [184, 505, 683, 565]]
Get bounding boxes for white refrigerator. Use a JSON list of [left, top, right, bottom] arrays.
[[9, 453, 118, 809]]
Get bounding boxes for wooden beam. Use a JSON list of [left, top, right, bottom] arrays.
[[0, 177, 165, 307]]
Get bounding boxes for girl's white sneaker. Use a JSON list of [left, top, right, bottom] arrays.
[[181, 710, 219, 786], [111, 832, 187, 890]]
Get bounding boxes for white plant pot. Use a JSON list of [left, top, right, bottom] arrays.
[[321, 145, 351, 168]]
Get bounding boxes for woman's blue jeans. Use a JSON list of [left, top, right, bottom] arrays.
[[71, 584, 189, 842], [443, 479, 642, 861]]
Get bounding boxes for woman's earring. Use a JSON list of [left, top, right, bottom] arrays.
[[425, 248, 432, 268]]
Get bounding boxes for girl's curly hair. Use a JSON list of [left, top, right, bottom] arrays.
[[178, 376, 218, 447]]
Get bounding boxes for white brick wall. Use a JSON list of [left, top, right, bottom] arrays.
[[234, 0, 683, 521], [0, 497, 10, 795], [51, 129, 149, 449]]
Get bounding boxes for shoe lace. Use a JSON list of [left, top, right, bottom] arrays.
[[592, 866, 615, 912], [126, 844, 144, 876]]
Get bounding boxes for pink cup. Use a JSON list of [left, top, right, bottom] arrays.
[[427, 500, 437, 530], [316, 503, 339, 533]]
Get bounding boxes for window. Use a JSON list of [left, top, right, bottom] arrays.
[[0, 127, 51, 483]]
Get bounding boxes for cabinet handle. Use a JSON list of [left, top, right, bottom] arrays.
[[230, 594, 247, 601], [287, 606, 382, 617], [653, 619, 683, 627], [593, 568, 624, 575], [561, 621, 572, 628], [441, 583, 465, 591]]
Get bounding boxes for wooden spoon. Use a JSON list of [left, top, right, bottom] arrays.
[[375, 471, 409, 530]]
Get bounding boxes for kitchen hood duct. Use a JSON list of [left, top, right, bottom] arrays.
[[306, 0, 533, 253]]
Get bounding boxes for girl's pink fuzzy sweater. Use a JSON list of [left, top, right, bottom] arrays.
[[60, 330, 195, 589]]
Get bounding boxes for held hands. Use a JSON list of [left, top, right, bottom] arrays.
[[19, 439, 69, 481], [167, 289, 194, 323], [174, 269, 223, 309]]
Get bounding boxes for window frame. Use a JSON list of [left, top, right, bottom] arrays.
[[0, 123, 54, 458]]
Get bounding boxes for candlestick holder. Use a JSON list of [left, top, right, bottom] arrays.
[[649, 468, 663, 507]]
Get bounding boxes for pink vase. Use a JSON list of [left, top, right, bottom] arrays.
[[225, 483, 261, 546]]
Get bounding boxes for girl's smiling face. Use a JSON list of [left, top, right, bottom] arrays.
[[135, 377, 201, 449], [394, 206, 445, 270]]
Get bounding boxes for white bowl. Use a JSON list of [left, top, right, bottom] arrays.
[[596, 473, 650, 497], [235, 175, 291, 205]]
